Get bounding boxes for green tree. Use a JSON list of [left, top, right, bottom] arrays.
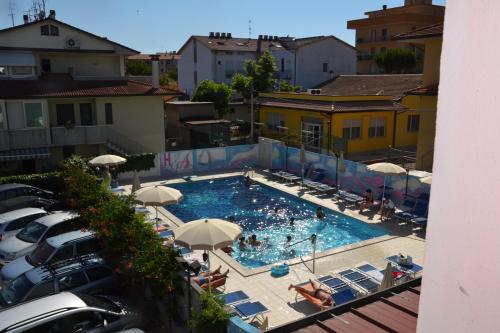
[[189, 292, 230, 333], [191, 80, 232, 117], [232, 50, 278, 97], [167, 67, 178, 81], [126, 59, 152, 75], [279, 80, 300, 92], [375, 48, 417, 74]]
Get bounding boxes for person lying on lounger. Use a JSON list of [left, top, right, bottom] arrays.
[[193, 266, 229, 286], [289, 279, 333, 307]]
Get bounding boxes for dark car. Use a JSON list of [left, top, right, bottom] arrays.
[[0, 184, 54, 201], [0, 196, 60, 214]]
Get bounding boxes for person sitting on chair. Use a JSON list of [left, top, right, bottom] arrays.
[[358, 189, 374, 213], [288, 279, 333, 307], [381, 197, 395, 219]]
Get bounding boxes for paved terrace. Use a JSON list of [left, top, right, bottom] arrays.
[[121, 170, 426, 329]]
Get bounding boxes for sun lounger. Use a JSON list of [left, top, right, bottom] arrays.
[[331, 287, 358, 305], [223, 290, 250, 305], [336, 190, 365, 205], [294, 283, 333, 310], [338, 269, 381, 293], [356, 264, 384, 282], [201, 276, 226, 291], [233, 301, 269, 320], [386, 255, 423, 276], [395, 200, 428, 222], [410, 217, 427, 228]]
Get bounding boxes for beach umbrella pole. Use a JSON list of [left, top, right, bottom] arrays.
[[155, 207, 159, 229]]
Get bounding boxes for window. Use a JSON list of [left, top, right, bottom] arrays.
[[51, 245, 74, 262], [225, 60, 234, 78], [40, 25, 49, 35], [266, 112, 285, 132], [193, 70, 198, 86], [370, 29, 377, 42], [56, 104, 75, 126], [76, 238, 100, 255], [27, 281, 55, 301], [5, 214, 43, 232], [49, 25, 59, 36], [80, 103, 93, 125], [44, 220, 77, 239], [0, 102, 5, 129], [281, 58, 285, 72], [105, 103, 113, 124], [193, 40, 197, 63], [11, 66, 33, 76], [41, 59, 51, 73], [302, 122, 323, 148], [24, 311, 105, 333], [86, 266, 112, 282], [407, 114, 420, 132], [381, 28, 388, 41], [24, 102, 44, 128], [368, 117, 386, 137], [322, 62, 328, 73], [57, 271, 88, 291], [343, 119, 362, 140]]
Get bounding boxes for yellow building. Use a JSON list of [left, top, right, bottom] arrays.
[[396, 23, 443, 171], [347, 0, 444, 74], [258, 92, 422, 159]]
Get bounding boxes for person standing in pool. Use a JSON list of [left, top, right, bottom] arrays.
[[284, 235, 292, 248], [244, 176, 252, 187], [316, 206, 326, 219], [249, 234, 261, 247], [238, 237, 246, 250], [289, 217, 295, 226]]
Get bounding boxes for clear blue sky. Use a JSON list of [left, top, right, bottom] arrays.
[[0, 0, 445, 53]]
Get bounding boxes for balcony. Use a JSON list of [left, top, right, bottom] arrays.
[[51, 125, 109, 146], [0, 129, 50, 151]]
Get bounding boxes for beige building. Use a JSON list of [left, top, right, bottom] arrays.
[[347, 0, 444, 74], [0, 12, 177, 174]]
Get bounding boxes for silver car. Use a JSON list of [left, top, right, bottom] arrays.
[[0, 292, 143, 332], [0, 212, 80, 265], [0, 208, 47, 242]]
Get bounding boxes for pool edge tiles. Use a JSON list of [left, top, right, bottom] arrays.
[[162, 175, 390, 273]]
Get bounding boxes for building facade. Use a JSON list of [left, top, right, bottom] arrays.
[[127, 52, 180, 75], [347, 0, 444, 74], [0, 13, 176, 174], [177, 33, 356, 95]]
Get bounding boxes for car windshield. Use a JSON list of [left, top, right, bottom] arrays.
[[77, 294, 122, 313], [16, 222, 47, 243], [0, 274, 34, 306], [27, 241, 56, 266]]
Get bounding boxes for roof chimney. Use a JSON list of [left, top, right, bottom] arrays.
[[150, 55, 160, 89], [49, 10, 56, 19], [382, 4, 387, 10], [227, 32, 232, 39], [209, 32, 214, 38], [23, 15, 29, 24], [221, 32, 226, 38], [258, 35, 263, 40], [215, 32, 220, 38]]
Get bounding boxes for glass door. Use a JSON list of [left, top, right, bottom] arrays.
[[301, 122, 322, 149]]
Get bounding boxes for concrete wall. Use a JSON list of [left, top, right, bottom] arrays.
[[296, 38, 356, 88], [178, 40, 214, 95], [417, 1, 500, 331]]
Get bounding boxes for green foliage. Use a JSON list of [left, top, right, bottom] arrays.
[[119, 153, 156, 173], [375, 48, 417, 74], [232, 51, 277, 98], [192, 80, 233, 117], [0, 172, 63, 194], [167, 67, 178, 81], [279, 80, 300, 92], [189, 292, 230, 333], [126, 59, 152, 76]]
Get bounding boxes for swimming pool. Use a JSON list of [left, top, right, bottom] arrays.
[[166, 177, 387, 269]]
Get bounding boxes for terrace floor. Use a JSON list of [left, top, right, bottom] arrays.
[[121, 170, 426, 329]]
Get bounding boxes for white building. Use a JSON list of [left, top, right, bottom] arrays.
[[177, 33, 357, 95], [0, 11, 177, 174]]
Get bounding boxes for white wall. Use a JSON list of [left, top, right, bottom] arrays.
[[417, 2, 500, 332], [272, 49, 295, 83], [37, 53, 121, 77], [296, 38, 356, 89], [178, 40, 214, 96], [214, 51, 255, 85]]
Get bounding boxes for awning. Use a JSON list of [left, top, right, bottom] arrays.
[[0, 52, 36, 66], [0, 148, 51, 161]]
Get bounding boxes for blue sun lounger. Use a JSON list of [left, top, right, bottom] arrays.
[[395, 200, 428, 222], [332, 287, 357, 305], [338, 269, 381, 293], [223, 290, 250, 306], [233, 301, 269, 320]]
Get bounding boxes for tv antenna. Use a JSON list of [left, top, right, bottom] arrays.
[[26, 0, 47, 22], [248, 19, 252, 38], [8, 2, 15, 27]]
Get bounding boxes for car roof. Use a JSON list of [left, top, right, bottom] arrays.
[[0, 183, 30, 191], [34, 211, 79, 227], [46, 230, 94, 248], [0, 292, 86, 331], [0, 208, 47, 223], [26, 256, 105, 283]]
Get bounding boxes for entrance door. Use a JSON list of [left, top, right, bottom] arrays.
[[301, 122, 322, 150]]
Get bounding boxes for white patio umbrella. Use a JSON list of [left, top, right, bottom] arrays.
[[135, 185, 183, 228], [173, 218, 242, 291], [419, 175, 432, 185], [379, 262, 395, 290], [89, 154, 126, 166], [131, 171, 141, 193], [300, 144, 306, 185], [367, 162, 407, 203]]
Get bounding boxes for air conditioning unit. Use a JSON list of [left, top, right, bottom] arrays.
[[64, 37, 80, 49], [307, 89, 322, 95]]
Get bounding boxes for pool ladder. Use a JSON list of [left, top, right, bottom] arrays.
[[242, 166, 254, 177]]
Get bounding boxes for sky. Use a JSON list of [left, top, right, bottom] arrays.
[[0, 0, 445, 53]]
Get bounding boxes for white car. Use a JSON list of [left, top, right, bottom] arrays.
[[1, 230, 99, 281], [0, 212, 80, 265], [0, 208, 48, 242]]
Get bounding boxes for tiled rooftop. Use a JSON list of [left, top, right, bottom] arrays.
[[393, 23, 444, 40]]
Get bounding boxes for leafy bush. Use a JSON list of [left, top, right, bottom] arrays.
[[375, 48, 417, 74], [119, 153, 156, 173], [190, 292, 230, 333], [0, 172, 64, 194], [192, 80, 233, 118]]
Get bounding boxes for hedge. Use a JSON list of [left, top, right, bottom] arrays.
[[0, 172, 64, 194], [118, 153, 156, 173]]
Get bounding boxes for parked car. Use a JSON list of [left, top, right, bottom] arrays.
[[0, 255, 117, 307], [0, 184, 54, 202], [0, 196, 60, 214], [0, 212, 80, 265], [0, 292, 143, 332], [0, 208, 48, 242], [1, 230, 101, 281]]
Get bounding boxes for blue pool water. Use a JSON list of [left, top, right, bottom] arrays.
[[166, 177, 387, 269]]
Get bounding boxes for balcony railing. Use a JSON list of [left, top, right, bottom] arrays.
[[0, 128, 50, 151], [51, 125, 109, 146]]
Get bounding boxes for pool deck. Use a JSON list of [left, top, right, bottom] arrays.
[[123, 170, 426, 329]]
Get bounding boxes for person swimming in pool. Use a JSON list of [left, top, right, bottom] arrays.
[[289, 217, 295, 226], [316, 206, 325, 219], [238, 237, 247, 250], [244, 175, 252, 187], [249, 234, 261, 247]]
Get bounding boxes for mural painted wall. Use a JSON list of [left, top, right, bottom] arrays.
[[159, 144, 258, 177], [270, 142, 430, 204]]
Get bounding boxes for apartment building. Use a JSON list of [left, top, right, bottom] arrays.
[[0, 12, 177, 174], [347, 0, 444, 74], [177, 33, 356, 95]]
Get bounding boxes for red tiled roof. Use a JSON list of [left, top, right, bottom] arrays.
[[315, 74, 423, 99], [394, 23, 444, 40], [406, 84, 439, 96], [258, 97, 406, 113], [0, 75, 178, 99]]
